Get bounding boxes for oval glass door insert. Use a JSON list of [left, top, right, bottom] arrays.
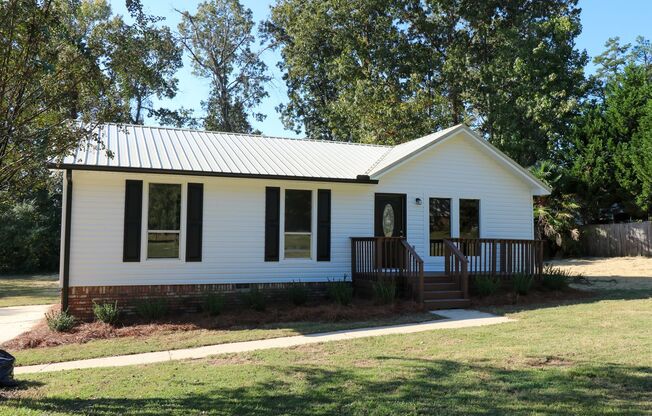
[[382, 203, 395, 237]]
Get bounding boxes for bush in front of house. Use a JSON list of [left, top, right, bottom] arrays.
[[542, 265, 572, 291], [372, 279, 396, 305], [45, 309, 76, 332], [241, 286, 266, 311], [287, 283, 308, 306], [203, 293, 225, 316], [472, 275, 501, 297], [328, 278, 353, 306], [135, 299, 168, 320], [92, 301, 120, 324], [512, 274, 534, 296]]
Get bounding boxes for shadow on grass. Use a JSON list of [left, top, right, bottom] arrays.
[[5, 359, 652, 415]]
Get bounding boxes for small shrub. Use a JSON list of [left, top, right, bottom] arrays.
[[203, 293, 225, 316], [45, 310, 76, 332], [512, 274, 534, 296], [92, 301, 120, 324], [328, 278, 353, 306], [372, 279, 396, 305], [241, 286, 266, 311], [287, 283, 308, 306], [135, 299, 168, 320], [542, 265, 571, 290], [473, 275, 501, 297]]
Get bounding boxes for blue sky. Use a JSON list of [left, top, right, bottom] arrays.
[[111, 0, 652, 137]]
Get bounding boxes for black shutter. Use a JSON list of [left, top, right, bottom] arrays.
[[265, 187, 280, 261], [317, 189, 331, 261], [123, 180, 143, 262], [186, 183, 204, 262]]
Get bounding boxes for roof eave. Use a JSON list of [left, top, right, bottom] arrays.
[[46, 163, 380, 184]]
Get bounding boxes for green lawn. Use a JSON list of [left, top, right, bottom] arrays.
[[11, 312, 436, 366], [2, 287, 651, 415], [0, 274, 59, 308]]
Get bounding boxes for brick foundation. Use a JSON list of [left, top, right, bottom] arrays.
[[67, 282, 332, 320]]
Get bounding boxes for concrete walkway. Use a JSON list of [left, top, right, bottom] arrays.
[[15, 309, 511, 375], [0, 304, 52, 344]]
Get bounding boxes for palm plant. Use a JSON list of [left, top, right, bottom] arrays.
[[531, 161, 581, 251]]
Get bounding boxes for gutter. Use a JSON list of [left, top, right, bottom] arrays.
[[47, 163, 379, 185]]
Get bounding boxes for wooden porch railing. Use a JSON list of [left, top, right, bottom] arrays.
[[446, 238, 544, 277], [350, 237, 424, 303], [443, 239, 469, 299]]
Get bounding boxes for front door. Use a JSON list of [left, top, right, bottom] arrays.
[[374, 193, 406, 238]]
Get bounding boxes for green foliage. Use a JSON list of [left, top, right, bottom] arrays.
[[92, 301, 120, 325], [45, 310, 76, 332], [241, 286, 267, 311], [531, 161, 581, 254], [0, 177, 61, 273], [562, 36, 652, 222], [287, 283, 308, 306], [512, 274, 534, 296], [327, 279, 353, 306], [542, 265, 572, 291], [265, 0, 587, 165], [202, 293, 225, 316], [135, 299, 169, 320], [371, 279, 397, 305], [472, 275, 501, 297], [178, 0, 270, 133]]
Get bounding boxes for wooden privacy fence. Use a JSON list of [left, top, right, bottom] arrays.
[[581, 222, 652, 257]]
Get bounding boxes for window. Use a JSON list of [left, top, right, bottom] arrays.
[[459, 199, 480, 239], [429, 198, 451, 256], [285, 189, 312, 258], [147, 183, 181, 259]]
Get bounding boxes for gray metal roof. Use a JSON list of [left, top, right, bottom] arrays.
[[54, 123, 550, 192]]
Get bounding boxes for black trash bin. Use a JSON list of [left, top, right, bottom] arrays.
[[0, 350, 17, 387]]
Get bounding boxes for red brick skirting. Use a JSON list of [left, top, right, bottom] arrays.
[[67, 282, 331, 320]]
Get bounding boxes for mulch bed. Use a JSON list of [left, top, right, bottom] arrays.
[[470, 287, 594, 308], [3, 299, 423, 351]]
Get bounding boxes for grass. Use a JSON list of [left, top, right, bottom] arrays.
[[0, 274, 58, 308], [1, 285, 650, 415], [10, 313, 436, 366]]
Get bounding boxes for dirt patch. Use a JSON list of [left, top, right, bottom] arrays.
[[207, 355, 260, 367], [525, 356, 574, 368], [3, 300, 423, 351], [548, 257, 652, 291], [470, 288, 593, 308]]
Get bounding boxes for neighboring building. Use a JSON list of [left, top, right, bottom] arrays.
[[52, 123, 550, 318]]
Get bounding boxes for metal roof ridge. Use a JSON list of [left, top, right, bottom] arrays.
[[101, 122, 391, 149]]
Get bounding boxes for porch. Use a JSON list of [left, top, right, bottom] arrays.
[[350, 237, 545, 308]]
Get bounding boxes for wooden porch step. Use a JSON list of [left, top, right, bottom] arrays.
[[423, 275, 455, 284], [423, 290, 463, 300], [424, 298, 471, 309], [424, 282, 459, 291]]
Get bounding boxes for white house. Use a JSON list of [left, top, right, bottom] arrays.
[[52, 123, 550, 317]]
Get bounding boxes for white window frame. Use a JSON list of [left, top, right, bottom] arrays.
[[141, 180, 187, 262], [280, 188, 316, 262]]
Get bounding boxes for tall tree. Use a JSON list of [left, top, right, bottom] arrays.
[[80, 0, 187, 126], [0, 0, 108, 193], [178, 0, 270, 133], [265, 0, 587, 164]]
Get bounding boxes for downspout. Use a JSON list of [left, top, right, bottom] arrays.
[[61, 169, 72, 311]]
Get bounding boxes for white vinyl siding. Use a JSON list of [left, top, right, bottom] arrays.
[[66, 131, 535, 287]]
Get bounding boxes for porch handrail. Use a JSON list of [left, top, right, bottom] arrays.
[[399, 238, 425, 304], [350, 237, 425, 304], [446, 238, 544, 278], [443, 239, 469, 299]]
